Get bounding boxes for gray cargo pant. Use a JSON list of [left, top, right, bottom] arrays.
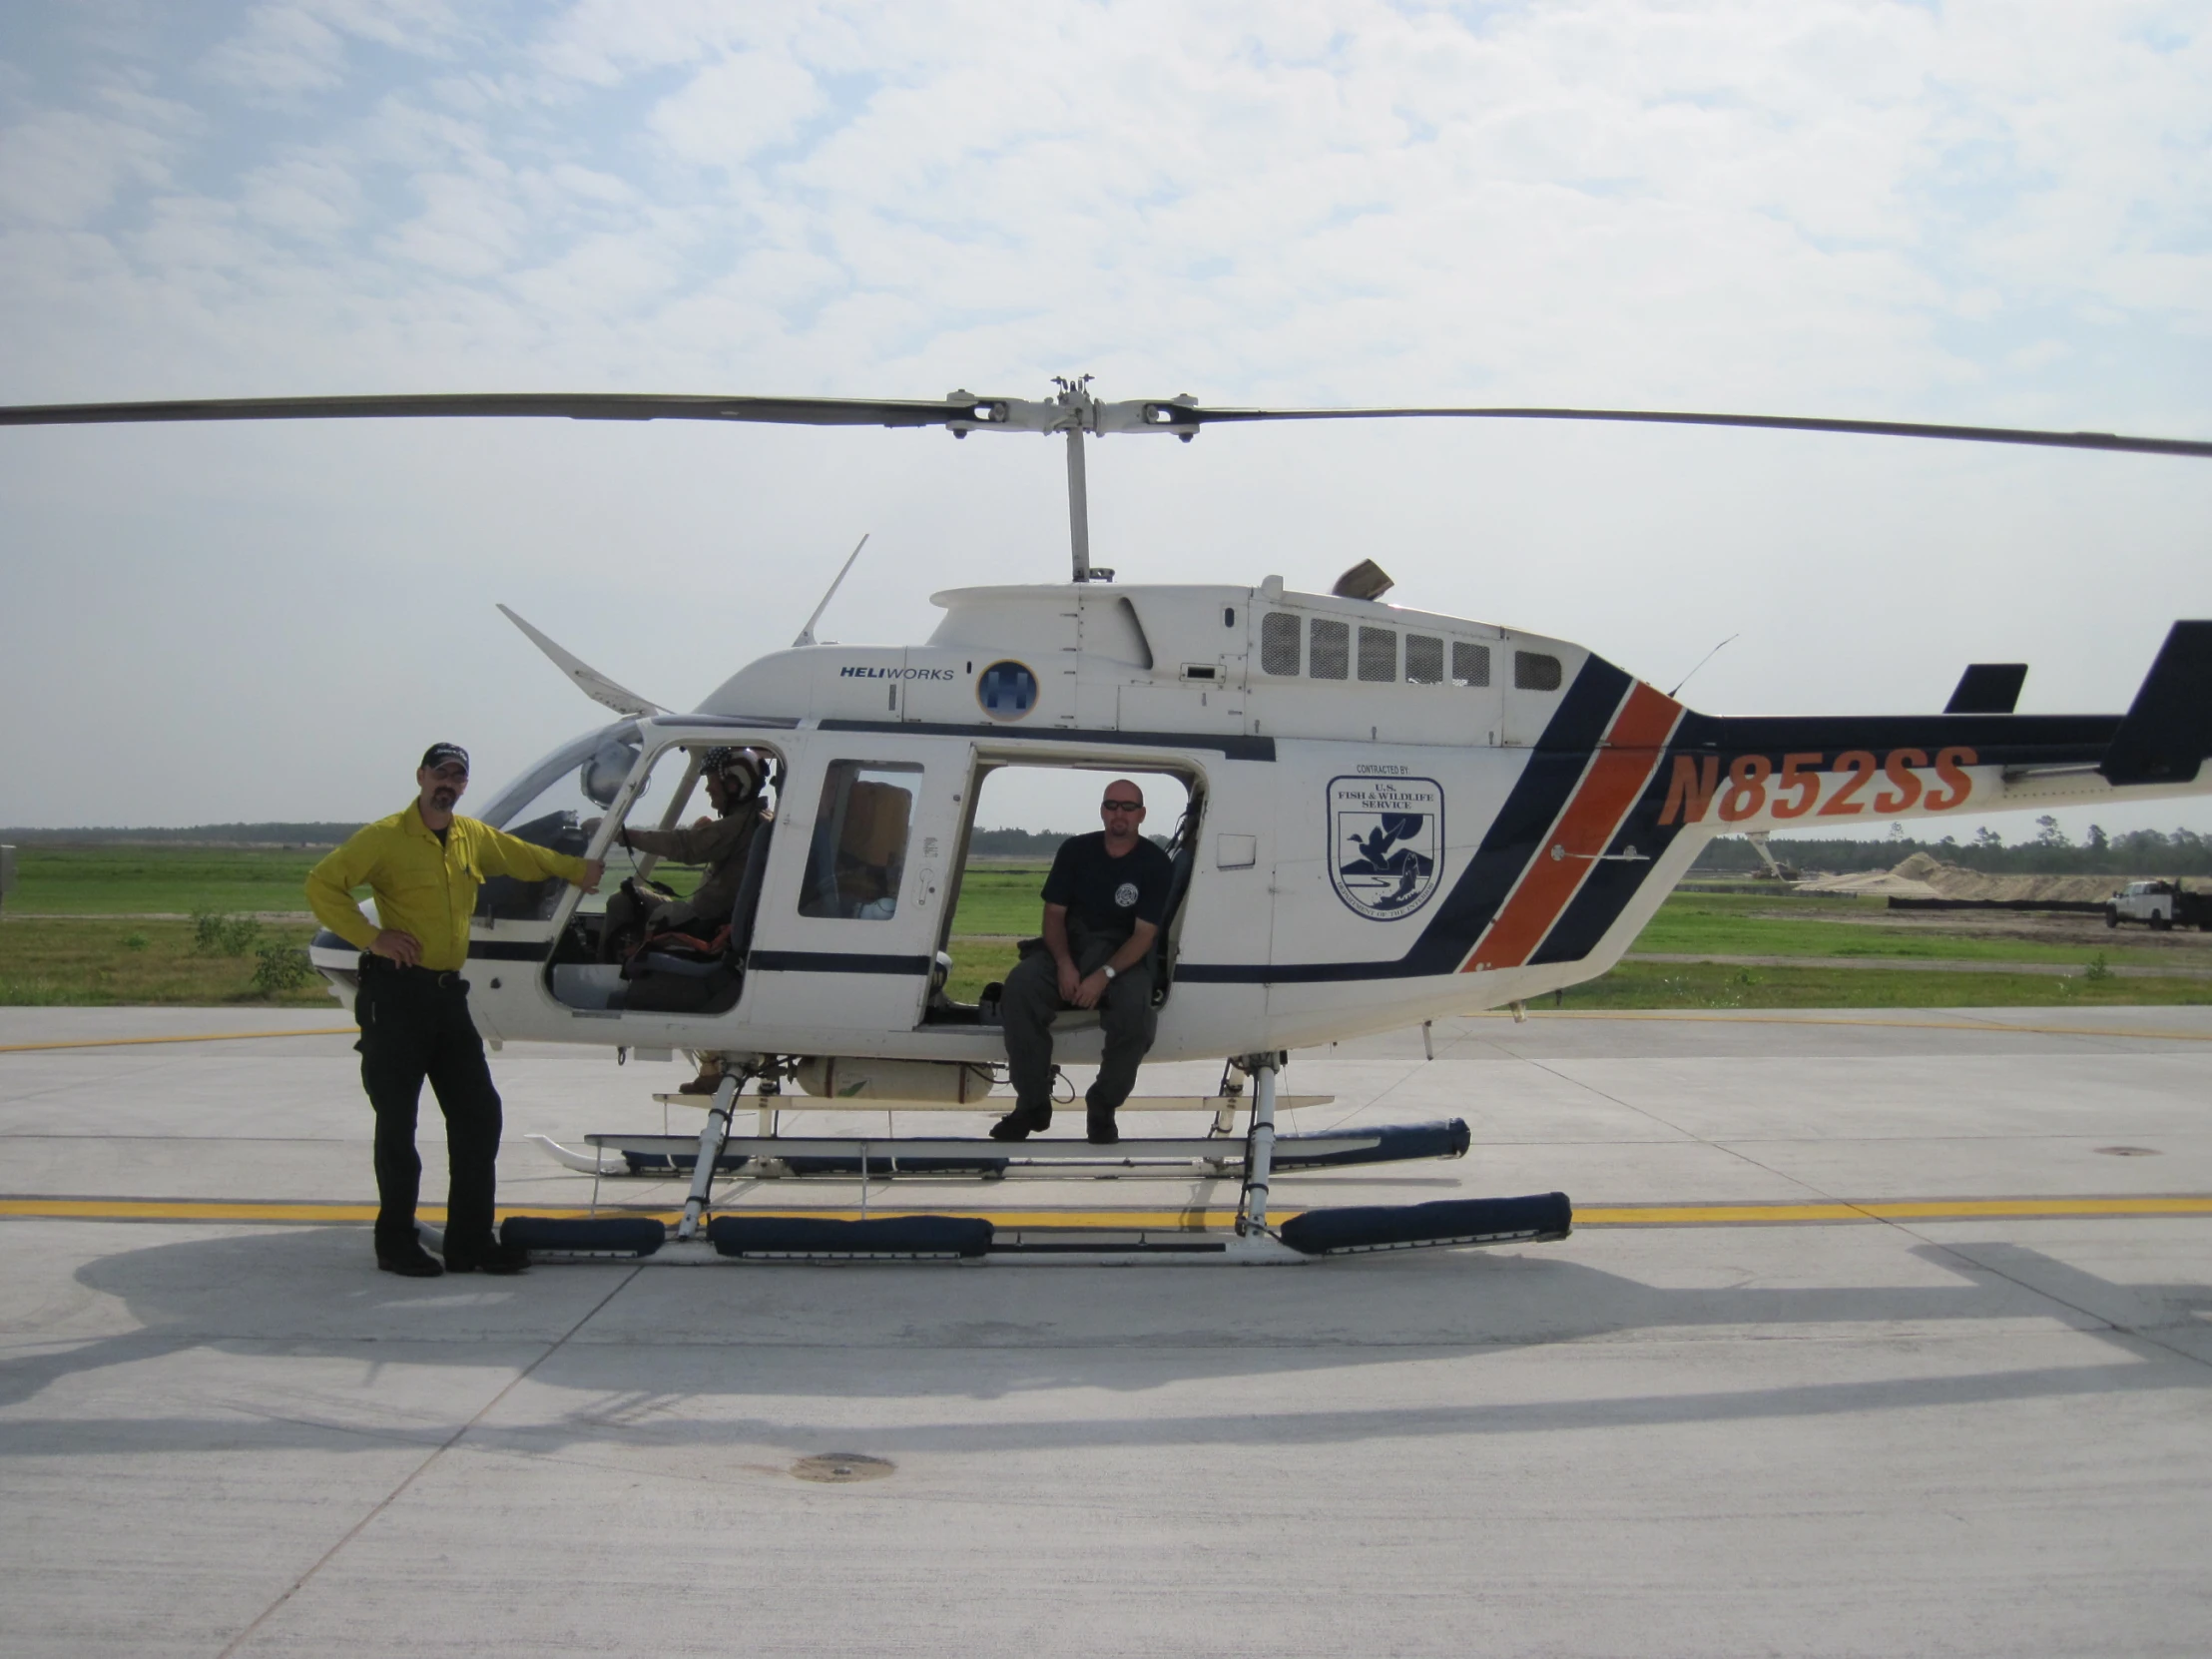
[[1000, 922, 1157, 1116]]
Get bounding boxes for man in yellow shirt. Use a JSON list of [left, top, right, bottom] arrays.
[[308, 743, 604, 1277]]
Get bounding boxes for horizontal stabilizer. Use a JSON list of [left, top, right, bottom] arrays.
[[1273, 1119, 1470, 1170], [500, 1215, 665, 1257], [1944, 663, 2027, 715], [2100, 621, 2212, 786], [1279, 1192, 1571, 1256], [496, 604, 664, 717], [708, 1214, 993, 1259]]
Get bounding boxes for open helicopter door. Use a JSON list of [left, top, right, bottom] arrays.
[[523, 725, 791, 1023], [734, 738, 967, 1042]]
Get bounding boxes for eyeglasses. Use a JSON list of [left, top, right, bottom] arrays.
[[1101, 800, 1143, 813]]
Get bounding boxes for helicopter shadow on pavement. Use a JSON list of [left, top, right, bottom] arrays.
[[1, 1222, 2206, 1461]]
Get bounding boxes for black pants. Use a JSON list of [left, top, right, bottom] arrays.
[[1000, 923, 1157, 1117], [355, 961, 502, 1255]]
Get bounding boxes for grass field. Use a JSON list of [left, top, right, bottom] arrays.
[[1633, 890, 2193, 967], [3, 845, 2204, 1009], [1553, 959, 2212, 1010], [0, 917, 332, 1007], [5, 845, 328, 916]]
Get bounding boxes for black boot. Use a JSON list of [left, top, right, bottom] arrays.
[[988, 1102, 1052, 1141], [1085, 1105, 1120, 1146], [376, 1242, 444, 1278], [443, 1237, 529, 1275]]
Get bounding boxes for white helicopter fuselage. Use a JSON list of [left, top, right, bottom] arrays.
[[315, 578, 2210, 1075]]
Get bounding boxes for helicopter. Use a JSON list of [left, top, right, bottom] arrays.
[[7, 379, 2210, 1265]]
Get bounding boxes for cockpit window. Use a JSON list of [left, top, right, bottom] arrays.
[[470, 721, 649, 918]]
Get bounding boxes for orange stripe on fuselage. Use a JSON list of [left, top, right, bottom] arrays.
[[1462, 682, 1684, 971]]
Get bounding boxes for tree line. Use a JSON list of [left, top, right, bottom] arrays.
[[1695, 821, 2212, 876]]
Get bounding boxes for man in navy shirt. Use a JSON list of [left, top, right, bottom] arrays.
[[992, 779, 1176, 1145]]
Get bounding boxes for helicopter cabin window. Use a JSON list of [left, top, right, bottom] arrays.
[[1404, 634, 1445, 686], [1310, 618, 1350, 680], [1260, 610, 1301, 676], [800, 762, 919, 920], [1452, 641, 1492, 688], [1514, 651, 1563, 692], [1358, 626, 1396, 683]]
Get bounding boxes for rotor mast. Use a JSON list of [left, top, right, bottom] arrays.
[[1054, 375, 1101, 584]]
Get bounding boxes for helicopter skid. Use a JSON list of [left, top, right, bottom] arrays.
[[473, 1188, 1569, 1266], [530, 1120, 1469, 1180], [488, 1231, 1314, 1266]]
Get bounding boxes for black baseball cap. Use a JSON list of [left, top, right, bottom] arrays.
[[420, 743, 470, 774]]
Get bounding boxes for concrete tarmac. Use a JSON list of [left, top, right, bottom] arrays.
[[3, 1005, 2209, 1656]]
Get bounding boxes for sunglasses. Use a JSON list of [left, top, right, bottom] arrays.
[[1101, 799, 1143, 813]]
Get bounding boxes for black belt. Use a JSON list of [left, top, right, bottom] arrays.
[[358, 955, 466, 989]]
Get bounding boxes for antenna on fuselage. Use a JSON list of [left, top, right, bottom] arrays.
[[1668, 633, 1739, 699], [793, 533, 869, 647]]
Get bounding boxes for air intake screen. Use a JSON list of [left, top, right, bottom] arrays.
[[1358, 627, 1396, 683], [1310, 619, 1349, 680], [1260, 611, 1302, 677], [1452, 641, 1491, 688], [1405, 635, 1443, 685], [1514, 651, 1563, 692]]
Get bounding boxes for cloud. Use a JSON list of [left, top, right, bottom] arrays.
[[647, 52, 825, 170], [0, 102, 178, 228], [200, 0, 465, 104]]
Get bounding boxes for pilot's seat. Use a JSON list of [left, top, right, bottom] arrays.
[[1148, 836, 1197, 1006], [611, 821, 778, 1015]]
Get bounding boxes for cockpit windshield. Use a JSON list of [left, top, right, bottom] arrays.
[[474, 721, 656, 919]]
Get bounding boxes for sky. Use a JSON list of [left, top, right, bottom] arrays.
[[2, 0, 2209, 840]]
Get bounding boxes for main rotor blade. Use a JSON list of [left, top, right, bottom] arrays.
[[1155, 403, 2212, 459], [0, 391, 999, 429], [6, 388, 2206, 458]]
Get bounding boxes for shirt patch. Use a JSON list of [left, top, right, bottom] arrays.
[[1115, 881, 1140, 908]]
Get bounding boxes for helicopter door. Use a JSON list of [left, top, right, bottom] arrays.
[[739, 753, 949, 1034]]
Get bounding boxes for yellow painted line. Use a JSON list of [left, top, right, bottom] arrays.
[[1472, 1010, 2212, 1043], [0, 1199, 1254, 1229], [4, 1197, 2210, 1228], [1579, 1197, 2212, 1225], [0, 1026, 357, 1054]]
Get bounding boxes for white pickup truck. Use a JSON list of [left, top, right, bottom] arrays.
[[2105, 879, 2212, 931]]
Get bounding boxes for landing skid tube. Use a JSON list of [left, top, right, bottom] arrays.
[[505, 1055, 1570, 1264]]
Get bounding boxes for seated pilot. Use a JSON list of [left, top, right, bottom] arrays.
[[601, 746, 772, 1090], [990, 779, 1174, 1146]]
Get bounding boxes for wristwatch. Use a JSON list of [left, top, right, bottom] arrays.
[[1101, 964, 1118, 981]]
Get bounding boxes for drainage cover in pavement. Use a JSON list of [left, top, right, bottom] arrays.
[[2094, 1146, 2161, 1156], [792, 1452, 895, 1483]]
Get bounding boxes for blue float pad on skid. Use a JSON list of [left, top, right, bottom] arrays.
[[708, 1214, 993, 1259], [1279, 1192, 1571, 1256], [1273, 1119, 1469, 1170], [500, 1215, 666, 1257]]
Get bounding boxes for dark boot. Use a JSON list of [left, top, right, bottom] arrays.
[[1085, 1105, 1120, 1146], [442, 1237, 529, 1275], [376, 1243, 445, 1278], [988, 1102, 1052, 1141]]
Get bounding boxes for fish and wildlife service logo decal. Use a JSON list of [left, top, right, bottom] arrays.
[[1329, 776, 1443, 920]]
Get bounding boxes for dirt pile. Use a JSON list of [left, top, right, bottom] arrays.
[[1799, 852, 2135, 903]]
